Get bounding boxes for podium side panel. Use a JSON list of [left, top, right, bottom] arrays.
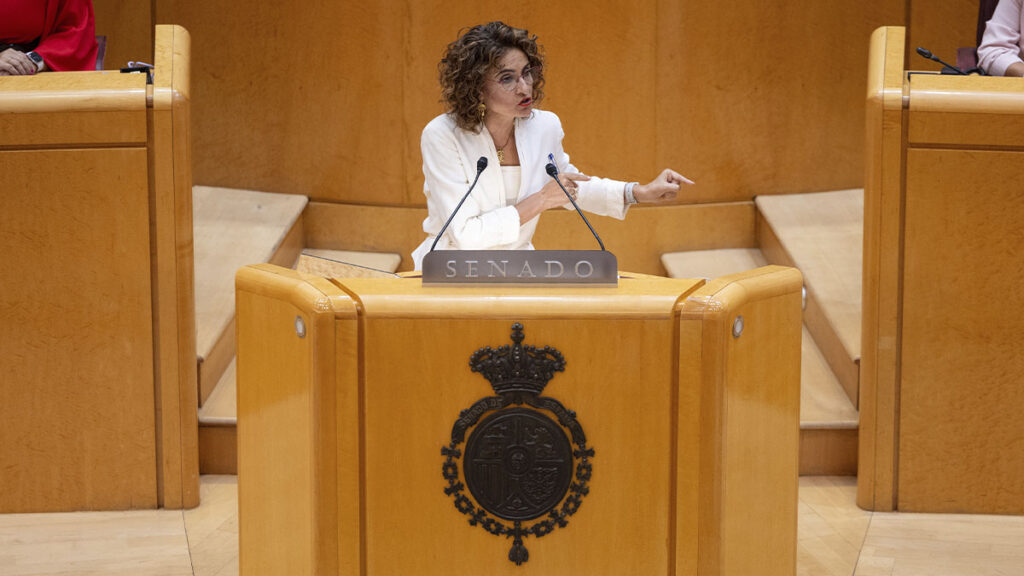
[[236, 267, 357, 575], [680, 266, 802, 576], [897, 149, 1024, 514], [859, 25, 906, 512], [0, 147, 157, 512]]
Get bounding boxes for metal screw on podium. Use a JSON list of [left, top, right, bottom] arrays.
[[732, 315, 744, 338], [295, 316, 306, 338], [802, 285, 807, 310]]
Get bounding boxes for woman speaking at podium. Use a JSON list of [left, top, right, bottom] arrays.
[[412, 21, 693, 270]]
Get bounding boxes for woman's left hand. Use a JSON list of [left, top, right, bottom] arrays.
[[0, 49, 37, 76], [634, 169, 694, 203]]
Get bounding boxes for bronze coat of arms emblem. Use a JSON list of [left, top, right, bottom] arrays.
[[441, 323, 594, 565]]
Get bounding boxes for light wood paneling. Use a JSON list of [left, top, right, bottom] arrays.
[[198, 425, 237, 475], [304, 200, 755, 275], [801, 429, 858, 477], [0, 72, 148, 148], [151, 0, 905, 206], [756, 200, 862, 406], [236, 267, 357, 575], [151, 24, 200, 510], [0, 25, 197, 512], [678, 266, 803, 575], [665, 1, 904, 203], [858, 26, 906, 513], [362, 317, 677, 575], [860, 26, 1024, 515], [92, 0, 153, 70], [532, 202, 757, 276], [907, 0, 978, 73], [0, 148, 157, 512], [897, 148, 1024, 514], [236, 264, 801, 575]]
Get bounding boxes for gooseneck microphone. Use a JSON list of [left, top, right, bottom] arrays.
[[915, 47, 966, 75], [544, 163, 606, 251], [430, 156, 488, 252]]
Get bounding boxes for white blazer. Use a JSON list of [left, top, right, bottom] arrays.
[[412, 110, 630, 270]]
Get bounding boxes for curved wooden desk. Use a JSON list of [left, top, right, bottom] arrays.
[[236, 264, 802, 575], [0, 25, 197, 512]]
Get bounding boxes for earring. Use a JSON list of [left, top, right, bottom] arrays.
[[477, 102, 486, 120]]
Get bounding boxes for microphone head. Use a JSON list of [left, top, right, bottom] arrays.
[[476, 156, 488, 172], [545, 162, 558, 177], [916, 47, 932, 59]]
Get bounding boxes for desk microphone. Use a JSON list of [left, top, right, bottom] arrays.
[[544, 163, 606, 251], [430, 157, 488, 252], [915, 47, 966, 75]]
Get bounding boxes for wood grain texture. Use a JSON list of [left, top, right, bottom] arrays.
[[858, 26, 905, 513], [0, 148, 157, 512], [0, 72, 148, 113], [678, 266, 803, 576], [198, 425, 237, 475], [92, 0, 153, 70], [150, 24, 200, 509], [236, 264, 801, 575], [304, 200, 756, 275], [800, 429, 858, 477], [151, 0, 906, 206], [907, 0, 979, 74], [860, 28, 1024, 515], [897, 148, 1024, 514], [756, 205, 861, 407], [235, 267, 357, 575], [0, 26, 197, 512], [0, 72, 147, 148]]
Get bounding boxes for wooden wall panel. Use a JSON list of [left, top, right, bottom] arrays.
[[91, 0, 153, 70], [149, 0, 913, 207], [907, 0, 978, 73], [667, 1, 905, 202]]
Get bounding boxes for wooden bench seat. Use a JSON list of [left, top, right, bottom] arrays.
[[756, 189, 863, 405], [193, 186, 308, 404]]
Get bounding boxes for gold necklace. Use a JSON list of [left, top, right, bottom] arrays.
[[495, 128, 514, 164]]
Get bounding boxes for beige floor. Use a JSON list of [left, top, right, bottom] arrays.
[[2, 476, 1022, 576]]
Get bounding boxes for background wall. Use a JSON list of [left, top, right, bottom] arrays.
[[93, 0, 978, 206], [91, 0, 151, 71]]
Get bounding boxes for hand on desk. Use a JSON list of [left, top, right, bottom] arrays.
[[635, 168, 695, 203], [0, 49, 37, 76]]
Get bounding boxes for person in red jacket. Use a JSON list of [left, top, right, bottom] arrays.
[[0, 0, 98, 75]]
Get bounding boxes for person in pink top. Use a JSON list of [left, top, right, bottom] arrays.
[[978, 0, 1024, 76]]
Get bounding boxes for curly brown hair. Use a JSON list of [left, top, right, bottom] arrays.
[[439, 22, 545, 131]]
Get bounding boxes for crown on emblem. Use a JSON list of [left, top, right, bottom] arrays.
[[470, 323, 565, 396]]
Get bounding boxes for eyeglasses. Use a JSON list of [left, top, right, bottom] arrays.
[[493, 67, 538, 92]]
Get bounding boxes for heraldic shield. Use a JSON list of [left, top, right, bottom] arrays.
[[441, 323, 594, 565]]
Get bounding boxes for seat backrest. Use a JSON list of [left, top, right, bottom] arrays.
[[977, 0, 1001, 47], [95, 35, 107, 70]]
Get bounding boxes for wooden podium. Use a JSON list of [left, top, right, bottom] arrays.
[[236, 264, 802, 576], [860, 27, 1024, 514], [0, 25, 197, 512]]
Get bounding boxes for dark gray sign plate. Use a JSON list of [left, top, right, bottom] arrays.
[[422, 250, 617, 285]]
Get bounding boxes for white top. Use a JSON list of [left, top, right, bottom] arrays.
[[501, 165, 522, 206], [411, 110, 631, 270]]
